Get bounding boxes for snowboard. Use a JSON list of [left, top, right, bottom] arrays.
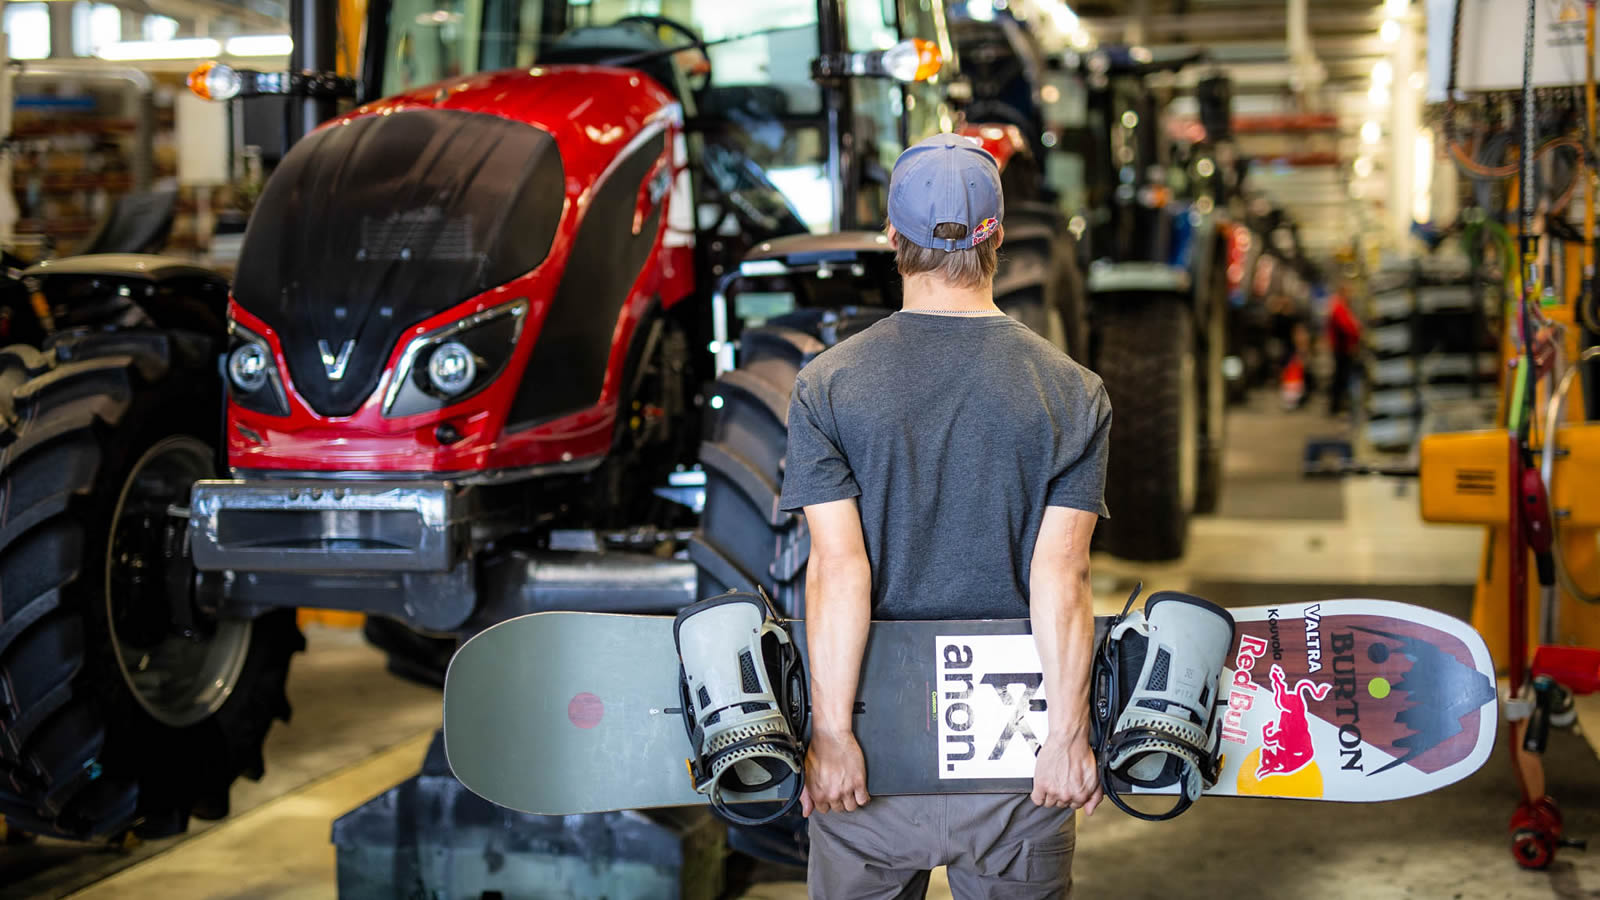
[[442, 599, 1498, 817]]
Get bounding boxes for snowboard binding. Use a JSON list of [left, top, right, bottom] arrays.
[[673, 589, 809, 826], [1092, 585, 1235, 821]]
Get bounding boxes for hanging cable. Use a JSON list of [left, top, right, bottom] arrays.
[[1519, 0, 1540, 446], [1448, 135, 1583, 180], [1541, 346, 1600, 604], [1584, 1, 1596, 296]]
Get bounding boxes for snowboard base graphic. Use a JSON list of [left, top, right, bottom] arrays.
[[442, 599, 1497, 816]]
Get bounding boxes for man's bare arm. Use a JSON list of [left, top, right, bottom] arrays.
[[1028, 505, 1103, 812], [800, 498, 873, 815]]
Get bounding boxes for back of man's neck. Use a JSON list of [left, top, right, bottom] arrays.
[[900, 276, 1000, 315]]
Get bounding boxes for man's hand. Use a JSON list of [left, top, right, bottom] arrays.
[[800, 730, 870, 817], [1031, 731, 1102, 814]]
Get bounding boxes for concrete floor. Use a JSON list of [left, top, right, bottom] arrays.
[[2, 401, 1597, 899]]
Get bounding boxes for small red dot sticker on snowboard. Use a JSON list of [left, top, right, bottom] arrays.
[[568, 692, 604, 729]]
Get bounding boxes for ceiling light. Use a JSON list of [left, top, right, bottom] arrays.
[[1380, 19, 1400, 43], [1354, 156, 1374, 178], [1369, 83, 1390, 106], [1384, 0, 1408, 16], [1361, 120, 1382, 144], [1371, 59, 1393, 86], [1047, 1, 1078, 33], [96, 37, 220, 60], [224, 34, 292, 56]]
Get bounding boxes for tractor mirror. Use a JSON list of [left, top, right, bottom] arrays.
[[187, 63, 358, 102], [813, 38, 942, 84]]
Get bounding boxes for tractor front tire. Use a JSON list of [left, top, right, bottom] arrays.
[[0, 338, 302, 841], [689, 326, 824, 616], [1096, 297, 1197, 561]]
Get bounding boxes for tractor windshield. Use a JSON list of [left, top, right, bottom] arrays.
[[372, 0, 956, 231]]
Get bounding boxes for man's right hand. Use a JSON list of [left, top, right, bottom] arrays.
[[800, 730, 870, 817]]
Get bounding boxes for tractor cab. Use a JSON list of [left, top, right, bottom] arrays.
[[361, 0, 961, 238]]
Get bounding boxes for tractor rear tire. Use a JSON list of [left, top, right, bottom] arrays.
[[1194, 263, 1229, 516], [994, 237, 1063, 347], [1097, 297, 1196, 561], [1055, 238, 1090, 364], [0, 337, 302, 841]]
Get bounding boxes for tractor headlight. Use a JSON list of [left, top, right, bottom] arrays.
[[228, 342, 269, 392], [383, 299, 526, 418], [226, 323, 290, 416], [426, 341, 477, 396]]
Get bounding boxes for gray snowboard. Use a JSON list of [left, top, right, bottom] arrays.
[[444, 600, 1498, 816]]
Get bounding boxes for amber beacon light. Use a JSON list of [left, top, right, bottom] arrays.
[[188, 61, 243, 101], [883, 38, 943, 83]]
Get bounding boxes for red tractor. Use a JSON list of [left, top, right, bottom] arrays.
[[0, 0, 1087, 845]]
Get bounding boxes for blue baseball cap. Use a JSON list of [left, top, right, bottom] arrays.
[[888, 133, 1004, 252]]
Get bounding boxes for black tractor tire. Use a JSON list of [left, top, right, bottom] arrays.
[[689, 326, 825, 616], [1096, 297, 1197, 562], [0, 336, 302, 841], [994, 240, 1060, 344], [1055, 237, 1091, 364], [362, 617, 454, 689], [1000, 204, 1088, 361], [1194, 260, 1230, 516], [690, 308, 889, 618]]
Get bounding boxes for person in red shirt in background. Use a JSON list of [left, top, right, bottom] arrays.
[[1326, 282, 1362, 415]]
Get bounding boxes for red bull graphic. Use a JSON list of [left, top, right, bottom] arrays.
[[1256, 663, 1332, 779], [1221, 634, 1269, 744]]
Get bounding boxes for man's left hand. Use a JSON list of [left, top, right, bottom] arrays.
[[1031, 732, 1102, 814], [800, 730, 870, 817]]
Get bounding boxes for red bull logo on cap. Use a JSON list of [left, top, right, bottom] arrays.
[[1256, 663, 1332, 779], [971, 217, 999, 246]]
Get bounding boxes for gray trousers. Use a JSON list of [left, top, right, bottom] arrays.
[[806, 793, 1074, 899]]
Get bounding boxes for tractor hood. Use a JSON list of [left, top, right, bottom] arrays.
[[232, 66, 677, 419]]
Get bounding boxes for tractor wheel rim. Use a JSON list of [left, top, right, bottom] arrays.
[[106, 436, 251, 728]]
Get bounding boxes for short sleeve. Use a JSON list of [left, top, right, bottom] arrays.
[[1046, 383, 1112, 517], [778, 375, 860, 511]]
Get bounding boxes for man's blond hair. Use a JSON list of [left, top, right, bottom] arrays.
[[894, 222, 1000, 290]]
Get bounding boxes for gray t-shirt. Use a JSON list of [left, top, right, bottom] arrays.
[[778, 311, 1111, 621]]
